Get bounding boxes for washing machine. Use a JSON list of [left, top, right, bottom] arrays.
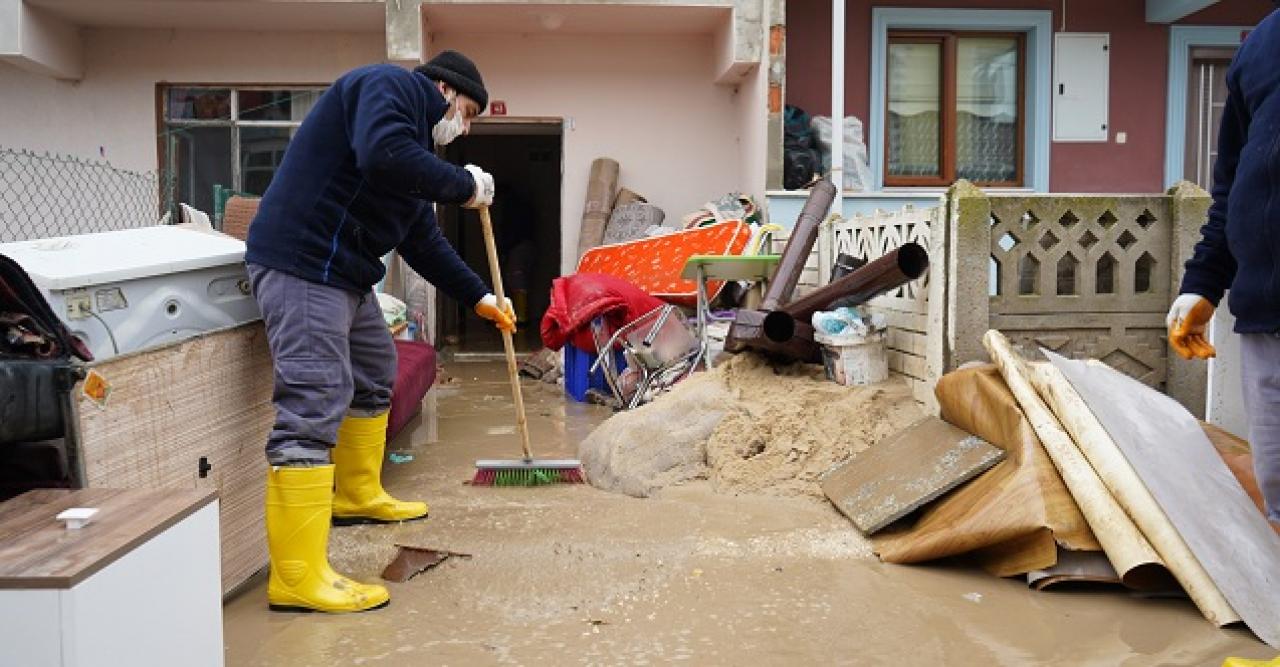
[[0, 226, 261, 360]]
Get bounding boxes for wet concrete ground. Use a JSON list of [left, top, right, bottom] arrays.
[[222, 362, 1273, 665]]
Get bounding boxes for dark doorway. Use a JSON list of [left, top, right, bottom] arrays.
[[438, 119, 562, 356], [1184, 47, 1236, 190]]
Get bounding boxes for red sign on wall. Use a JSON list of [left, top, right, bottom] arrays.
[[490, 101, 507, 116]]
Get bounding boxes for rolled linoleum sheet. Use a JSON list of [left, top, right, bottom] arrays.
[[983, 331, 1169, 592], [1027, 359, 1240, 627], [576, 158, 620, 260]]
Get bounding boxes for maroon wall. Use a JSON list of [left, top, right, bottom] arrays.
[[785, 0, 1273, 192]]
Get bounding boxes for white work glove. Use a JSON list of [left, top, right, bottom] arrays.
[[1166, 293, 1217, 360], [474, 293, 516, 333], [463, 164, 495, 209]]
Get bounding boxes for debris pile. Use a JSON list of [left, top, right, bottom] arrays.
[[578, 352, 922, 498]]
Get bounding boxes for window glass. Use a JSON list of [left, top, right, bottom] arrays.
[[166, 126, 233, 214], [887, 42, 942, 179], [956, 37, 1019, 183], [238, 127, 293, 196], [166, 88, 231, 121], [239, 89, 325, 123]]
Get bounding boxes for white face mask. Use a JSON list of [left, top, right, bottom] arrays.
[[432, 93, 466, 146]]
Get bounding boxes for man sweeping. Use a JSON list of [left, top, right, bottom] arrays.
[[244, 51, 515, 613], [1168, 13, 1280, 524]]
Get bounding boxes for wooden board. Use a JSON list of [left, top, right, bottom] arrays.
[[0, 488, 215, 589], [73, 322, 274, 595], [823, 416, 1004, 535], [1049, 351, 1280, 647], [873, 366, 1102, 577]]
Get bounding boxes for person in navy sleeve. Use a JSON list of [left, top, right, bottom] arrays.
[[244, 51, 514, 613], [1169, 13, 1280, 530]]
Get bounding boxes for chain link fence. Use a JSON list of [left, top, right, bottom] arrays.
[[0, 147, 170, 243]]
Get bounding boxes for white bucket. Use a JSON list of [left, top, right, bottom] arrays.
[[815, 330, 889, 386]]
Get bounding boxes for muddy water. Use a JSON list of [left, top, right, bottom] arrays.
[[222, 362, 1272, 665]]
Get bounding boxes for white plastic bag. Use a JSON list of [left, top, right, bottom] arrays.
[[810, 116, 874, 192]]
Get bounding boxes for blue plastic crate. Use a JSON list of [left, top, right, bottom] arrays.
[[564, 345, 627, 402]]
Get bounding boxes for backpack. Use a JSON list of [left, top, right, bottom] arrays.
[[0, 253, 91, 444]]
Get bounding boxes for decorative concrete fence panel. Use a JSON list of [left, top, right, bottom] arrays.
[[819, 204, 944, 408], [944, 180, 1211, 415], [766, 180, 1212, 416]]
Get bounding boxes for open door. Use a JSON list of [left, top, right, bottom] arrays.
[[438, 118, 562, 356]]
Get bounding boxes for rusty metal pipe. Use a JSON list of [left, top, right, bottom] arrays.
[[760, 178, 837, 310], [726, 309, 821, 362], [756, 242, 929, 345], [724, 179, 836, 360], [780, 242, 929, 322]]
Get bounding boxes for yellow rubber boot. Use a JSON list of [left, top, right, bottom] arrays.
[[332, 412, 429, 525], [266, 465, 390, 613]]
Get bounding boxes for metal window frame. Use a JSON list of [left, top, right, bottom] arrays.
[[159, 84, 326, 208]]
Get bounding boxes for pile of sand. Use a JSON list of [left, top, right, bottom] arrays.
[[579, 353, 923, 499]]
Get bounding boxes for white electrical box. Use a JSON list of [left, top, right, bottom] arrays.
[[1053, 33, 1110, 142], [0, 226, 260, 360]]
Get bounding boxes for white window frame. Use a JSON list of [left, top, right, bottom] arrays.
[[869, 8, 1052, 192]]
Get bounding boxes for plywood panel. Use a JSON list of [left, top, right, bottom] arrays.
[[874, 366, 1102, 576], [822, 417, 1003, 535], [74, 323, 273, 595]]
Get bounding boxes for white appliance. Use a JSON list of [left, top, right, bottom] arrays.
[[0, 226, 260, 360]]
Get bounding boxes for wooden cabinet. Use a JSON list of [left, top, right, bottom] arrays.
[[0, 488, 223, 667], [68, 322, 273, 595]]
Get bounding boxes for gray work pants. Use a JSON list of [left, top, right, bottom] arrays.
[[247, 264, 396, 465], [1242, 332, 1280, 522]]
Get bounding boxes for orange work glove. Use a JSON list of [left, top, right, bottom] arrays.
[[474, 293, 516, 334], [1166, 294, 1217, 360]]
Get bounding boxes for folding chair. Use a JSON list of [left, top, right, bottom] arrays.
[[588, 305, 701, 410]]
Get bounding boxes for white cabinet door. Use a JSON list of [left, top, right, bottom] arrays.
[[1053, 33, 1110, 142]]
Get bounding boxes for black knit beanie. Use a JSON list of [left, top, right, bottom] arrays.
[[416, 50, 488, 113]]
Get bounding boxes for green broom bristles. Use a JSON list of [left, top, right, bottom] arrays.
[[472, 460, 584, 486]]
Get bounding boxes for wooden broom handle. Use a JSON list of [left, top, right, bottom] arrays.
[[479, 206, 533, 460]]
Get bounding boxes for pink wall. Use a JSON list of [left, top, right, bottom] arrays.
[[0, 28, 385, 173], [432, 31, 748, 275], [784, 0, 1272, 192]]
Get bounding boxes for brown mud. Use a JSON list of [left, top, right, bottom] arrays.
[[222, 362, 1270, 665]]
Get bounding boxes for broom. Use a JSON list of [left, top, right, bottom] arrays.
[[472, 205, 584, 486]]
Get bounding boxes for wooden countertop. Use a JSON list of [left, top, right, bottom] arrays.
[[0, 488, 217, 589]]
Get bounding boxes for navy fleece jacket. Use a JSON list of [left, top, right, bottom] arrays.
[[1181, 10, 1280, 334], [244, 64, 488, 307]]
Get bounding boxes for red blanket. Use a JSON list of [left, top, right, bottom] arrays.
[[388, 339, 436, 441], [541, 273, 665, 352]]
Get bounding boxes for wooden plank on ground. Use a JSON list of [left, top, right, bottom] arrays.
[[821, 416, 1004, 535], [1049, 350, 1280, 647]]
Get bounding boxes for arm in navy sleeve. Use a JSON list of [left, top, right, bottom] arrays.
[[347, 67, 476, 205], [1180, 65, 1243, 305], [398, 205, 489, 308]]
